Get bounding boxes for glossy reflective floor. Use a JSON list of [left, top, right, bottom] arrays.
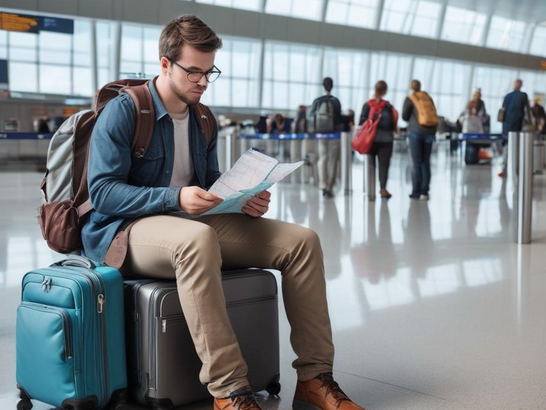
[[1, 141, 546, 410]]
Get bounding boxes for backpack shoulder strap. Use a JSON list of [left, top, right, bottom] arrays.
[[123, 82, 155, 158], [194, 103, 216, 146]]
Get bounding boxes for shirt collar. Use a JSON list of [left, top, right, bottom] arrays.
[[148, 77, 169, 121]]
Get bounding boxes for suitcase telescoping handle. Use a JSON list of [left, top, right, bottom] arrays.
[[54, 255, 96, 269]]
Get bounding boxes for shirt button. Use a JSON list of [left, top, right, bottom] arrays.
[[166, 170, 170, 174]]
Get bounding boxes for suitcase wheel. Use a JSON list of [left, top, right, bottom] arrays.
[[17, 400, 32, 410], [266, 374, 281, 396]]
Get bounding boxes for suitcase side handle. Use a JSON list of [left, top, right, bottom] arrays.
[[54, 255, 96, 269]]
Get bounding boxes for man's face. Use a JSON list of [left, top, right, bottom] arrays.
[[165, 44, 216, 106]]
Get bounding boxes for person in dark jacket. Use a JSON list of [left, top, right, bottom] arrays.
[[499, 79, 532, 177], [359, 80, 397, 199], [402, 80, 438, 200]]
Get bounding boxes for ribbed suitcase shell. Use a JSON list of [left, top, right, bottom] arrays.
[[124, 269, 280, 408], [16, 257, 128, 410]]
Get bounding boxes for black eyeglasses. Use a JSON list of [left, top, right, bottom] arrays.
[[169, 59, 221, 83]]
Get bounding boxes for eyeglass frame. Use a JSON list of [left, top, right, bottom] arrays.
[[168, 59, 222, 83]]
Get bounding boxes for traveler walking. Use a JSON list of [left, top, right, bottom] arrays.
[[308, 77, 342, 198], [358, 80, 398, 199], [402, 80, 438, 200]]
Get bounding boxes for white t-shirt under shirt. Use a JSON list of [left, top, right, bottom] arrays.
[[169, 109, 194, 188]]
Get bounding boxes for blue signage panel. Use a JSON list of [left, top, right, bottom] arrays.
[[39, 16, 74, 34], [0, 59, 7, 91]]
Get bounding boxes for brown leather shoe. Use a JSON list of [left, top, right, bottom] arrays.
[[293, 373, 367, 410], [214, 386, 263, 410]]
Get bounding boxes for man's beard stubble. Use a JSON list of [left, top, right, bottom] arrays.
[[168, 76, 206, 106]]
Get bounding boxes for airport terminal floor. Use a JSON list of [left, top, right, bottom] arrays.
[[1, 142, 546, 410]]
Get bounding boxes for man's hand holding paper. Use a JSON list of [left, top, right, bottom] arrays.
[[201, 149, 303, 216]]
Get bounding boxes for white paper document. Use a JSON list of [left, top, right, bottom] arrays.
[[202, 149, 304, 215]]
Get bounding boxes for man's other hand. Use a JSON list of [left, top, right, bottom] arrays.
[[179, 186, 223, 215], [242, 190, 271, 217]]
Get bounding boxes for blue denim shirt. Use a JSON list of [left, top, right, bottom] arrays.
[[82, 79, 221, 264]]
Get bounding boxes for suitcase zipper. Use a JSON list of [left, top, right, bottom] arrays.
[[158, 296, 277, 333]]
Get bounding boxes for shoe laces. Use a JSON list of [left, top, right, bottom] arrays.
[[316, 374, 351, 407], [231, 392, 260, 410]]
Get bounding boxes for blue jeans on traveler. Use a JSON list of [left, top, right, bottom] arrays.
[[408, 131, 434, 197]]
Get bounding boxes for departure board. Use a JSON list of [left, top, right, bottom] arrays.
[[0, 12, 74, 34], [0, 12, 39, 33]]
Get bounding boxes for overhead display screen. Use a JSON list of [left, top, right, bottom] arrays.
[[0, 12, 73, 34]]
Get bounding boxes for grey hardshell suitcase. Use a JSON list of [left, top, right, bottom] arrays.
[[124, 269, 281, 409]]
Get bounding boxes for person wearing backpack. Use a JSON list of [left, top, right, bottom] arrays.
[[81, 15, 367, 410], [402, 80, 438, 200], [358, 80, 398, 199], [308, 77, 342, 198]]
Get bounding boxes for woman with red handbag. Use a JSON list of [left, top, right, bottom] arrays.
[[358, 81, 398, 199]]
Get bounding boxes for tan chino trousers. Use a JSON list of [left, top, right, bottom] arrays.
[[121, 213, 335, 398]]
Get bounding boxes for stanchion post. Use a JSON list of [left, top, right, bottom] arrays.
[[517, 132, 534, 244], [225, 131, 238, 169], [363, 154, 375, 201], [508, 131, 519, 184], [340, 132, 352, 194]]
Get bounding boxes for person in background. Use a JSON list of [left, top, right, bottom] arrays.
[[268, 113, 290, 134], [402, 80, 438, 201], [308, 77, 342, 198], [498, 79, 533, 178], [358, 80, 397, 199], [531, 96, 546, 134], [347, 109, 355, 132], [463, 89, 491, 160], [36, 117, 50, 133], [290, 105, 308, 164]]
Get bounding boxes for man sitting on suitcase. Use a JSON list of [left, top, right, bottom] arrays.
[[82, 15, 367, 410]]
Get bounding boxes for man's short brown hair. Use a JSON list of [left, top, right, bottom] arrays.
[[159, 15, 223, 61]]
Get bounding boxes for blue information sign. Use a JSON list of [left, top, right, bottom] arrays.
[[39, 16, 74, 34], [0, 59, 7, 91]]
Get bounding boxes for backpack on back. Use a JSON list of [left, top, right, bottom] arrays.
[[313, 96, 335, 133], [408, 91, 438, 127], [38, 79, 215, 255]]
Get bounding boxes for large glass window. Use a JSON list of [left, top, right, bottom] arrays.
[[0, 31, 8, 59], [486, 17, 527, 53], [201, 37, 261, 108], [97, 22, 113, 86], [196, 0, 261, 11], [380, 0, 442, 38], [425, 59, 472, 122], [265, 0, 324, 21], [530, 24, 546, 57], [323, 48, 370, 114], [369, 53, 412, 113], [262, 41, 321, 110], [441, 6, 486, 46], [120, 24, 161, 78], [6, 20, 93, 96], [473, 66, 519, 133], [325, 0, 379, 29]]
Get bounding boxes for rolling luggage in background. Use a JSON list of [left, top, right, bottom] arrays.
[[465, 143, 479, 164], [124, 269, 281, 409], [16, 256, 128, 410]]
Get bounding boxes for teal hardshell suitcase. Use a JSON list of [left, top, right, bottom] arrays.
[[16, 256, 128, 410]]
